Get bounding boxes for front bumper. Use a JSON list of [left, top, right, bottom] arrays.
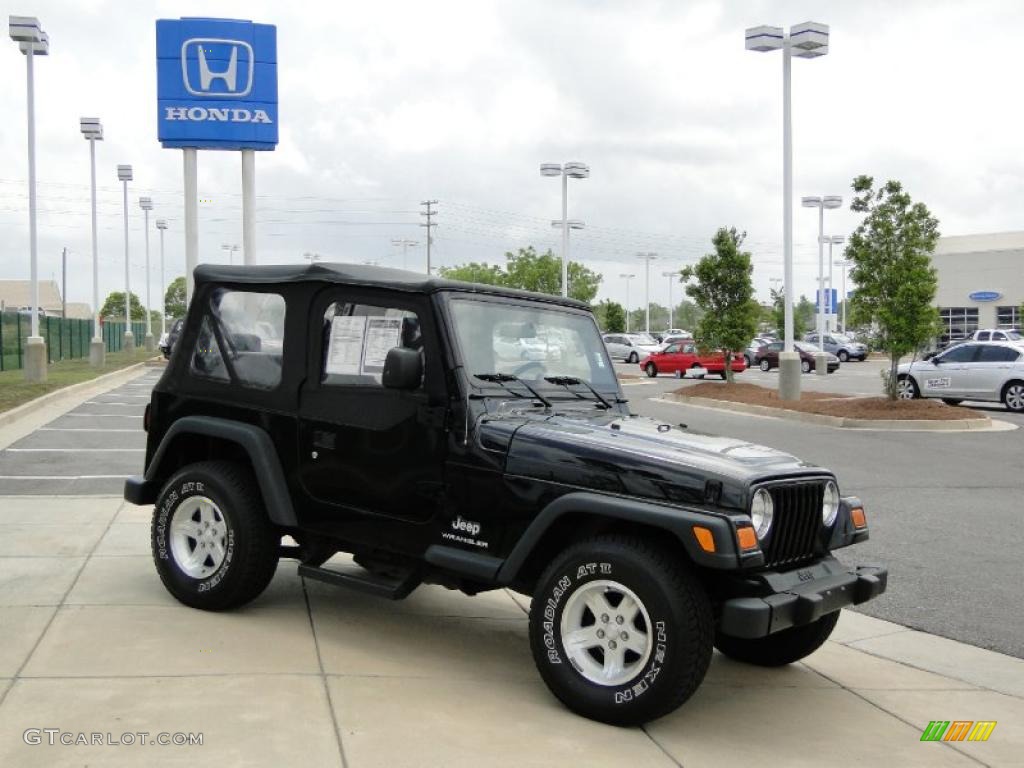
[[719, 556, 887, 639]]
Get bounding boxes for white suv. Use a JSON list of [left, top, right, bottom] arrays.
[[972, 328, 1024, 344]]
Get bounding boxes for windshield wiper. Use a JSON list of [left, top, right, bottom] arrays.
[[544, 376, 613, 409], [473, 373, 552, 408]]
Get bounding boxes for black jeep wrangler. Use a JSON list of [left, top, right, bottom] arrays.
[[124, 263, 887, 725]]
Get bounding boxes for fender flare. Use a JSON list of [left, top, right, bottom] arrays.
[[134, 416, 297, 527], [495, 492, 746, 585]]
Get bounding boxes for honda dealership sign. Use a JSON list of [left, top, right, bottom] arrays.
[[156, 17, 278, 150]]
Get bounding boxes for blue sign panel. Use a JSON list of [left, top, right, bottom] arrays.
[[816, 288, 839, 313], [156, 18, 278, 150], [968, 291, 1002, 302]]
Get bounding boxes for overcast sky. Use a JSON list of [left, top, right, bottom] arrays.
[[2, 0, 1022, 316]]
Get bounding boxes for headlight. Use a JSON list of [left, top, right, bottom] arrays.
[[750, 489, 774, 540], [822, 481, 840, 526]]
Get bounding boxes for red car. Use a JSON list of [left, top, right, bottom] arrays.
[[640, 341, 747, 379]]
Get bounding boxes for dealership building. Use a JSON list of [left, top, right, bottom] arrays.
[[932, 232, 1024, 340]]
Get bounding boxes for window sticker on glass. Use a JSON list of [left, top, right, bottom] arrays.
[[326, 316, 367, 375], [594, 351, 606, 368], [361, 317, 403, 375]]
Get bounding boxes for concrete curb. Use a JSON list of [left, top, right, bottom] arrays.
[[0, 361, 154, 431], [660, 393, 1002, 431]]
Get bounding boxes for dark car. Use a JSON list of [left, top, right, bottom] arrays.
[[124, 263, 884, 726], [158, 318, 184, 360], [755, 341, 840, 374]]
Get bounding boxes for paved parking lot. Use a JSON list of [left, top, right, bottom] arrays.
[[0, 370, 158, 496]]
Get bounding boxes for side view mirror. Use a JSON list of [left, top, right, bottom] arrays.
[[382, 347, 422, 390], [932, 356, 942, 365]]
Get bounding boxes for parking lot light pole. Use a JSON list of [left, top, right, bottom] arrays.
[[620, 273, 636, 333], [221, 243, 239, 266], [662, 270, 678, 329], [10, 16, 49, 381], [823, 235, 846, 332], [156, 220, 168, 334], [550, 219, 584, 295], [80, 116, 104, 366], [391, 238, 418, 270], [117, 165, 134, 352], [139, 197, 154, 352], [746, 20, 830, 399], [541, 162, 589, 297], [834, 256, 850, 334], [637, 253, 658, 333], [802, 195, 842, 374]]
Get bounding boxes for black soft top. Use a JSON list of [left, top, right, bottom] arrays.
[[193, 262, 589, 310]]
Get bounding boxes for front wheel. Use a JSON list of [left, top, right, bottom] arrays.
[[714, 611, 840, 667], [897, 376, 919, 400], [690, 363, 705, 380], [838, 350, 849, 362], [528, 535, 713, 726], [644, 362, 658, 378], [152, 461, 279, 611], [628, 351, 639, 364]]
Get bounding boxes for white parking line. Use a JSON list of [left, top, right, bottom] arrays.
[[93, 394, 150, 399], [37, 428, 140, 432], [0, 474, 127, 480], [2, 448, 144, 453], [83, 402, 143, 407], [61, 413, 140, 419]]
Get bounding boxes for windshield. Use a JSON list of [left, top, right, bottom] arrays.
[[1008, 331, 1023, 341], [448, 298, 618, 392], [628, 333, 658, 345]]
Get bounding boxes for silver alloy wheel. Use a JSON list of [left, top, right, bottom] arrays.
[[1005, 383, 1024, 411], [759, 359, 770, 371], [897, 378, 917, 400], [560, 579, 653, 687], [801, 360, 811, 373], [169, 496, 229, 579]]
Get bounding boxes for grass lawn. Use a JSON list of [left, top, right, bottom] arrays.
[[0, 350, 156, 414]]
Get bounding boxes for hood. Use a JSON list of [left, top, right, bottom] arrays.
[[487, 408, 828, 511]]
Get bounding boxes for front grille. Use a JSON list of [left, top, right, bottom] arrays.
[[763, 481, 825, 568]]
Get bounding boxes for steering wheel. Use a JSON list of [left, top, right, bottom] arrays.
[[511, 360, 546, 378]]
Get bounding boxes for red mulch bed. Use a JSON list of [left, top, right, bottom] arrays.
[[676, 382, 982, 421]]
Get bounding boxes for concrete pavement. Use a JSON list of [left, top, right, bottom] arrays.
[[0, 494, 1021, 767]]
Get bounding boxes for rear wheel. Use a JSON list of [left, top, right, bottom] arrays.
[[528, 535, 713, 726], [152, 461, 279, 611], [644, 362, 658, 378], [628, 351, 639, 364], [759, 359, 770, 372], [800, 359, 811, 374], [1004, 381, 1024, 412], [714, 611, 840, 667], [897, 376, 919, 400]]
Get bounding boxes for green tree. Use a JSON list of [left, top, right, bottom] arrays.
[[100, 291, 146, 321], [440, 246, 602, 303], [673, 299, 704, 332], [437, 262, 505, 285], [680, 228, 760, 382], [846, 175, 940, 399], [164, 277, 187, 319], [795, 295, 815, 337], [593, 299, 626, 332]]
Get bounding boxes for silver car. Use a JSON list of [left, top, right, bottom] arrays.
[[804, 333, 868, 362], [602, 333, 663, 363], [896, 341, 1024, 411]]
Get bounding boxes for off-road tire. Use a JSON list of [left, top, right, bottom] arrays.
[[645, 362, 658, 378], [528, 535, 713, 726], [714, 610, 840, 667], [152, 460, 279, 611]]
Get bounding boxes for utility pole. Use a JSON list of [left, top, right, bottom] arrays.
[[61, 246, 66, 319], [419, 201, 437, 275]]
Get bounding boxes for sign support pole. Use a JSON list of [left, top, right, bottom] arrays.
[[241, 149, 255, 265], [183, 148, 198, 305]]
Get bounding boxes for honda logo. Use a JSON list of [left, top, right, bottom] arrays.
[[181, 38, 254, 98]]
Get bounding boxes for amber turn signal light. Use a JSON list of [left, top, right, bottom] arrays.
[[851, 507, 867, 529], [693, 526, 716, 553], [736, 526, 758, 551]]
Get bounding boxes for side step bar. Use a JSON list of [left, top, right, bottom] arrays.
[[297, 562, 420, 600]]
